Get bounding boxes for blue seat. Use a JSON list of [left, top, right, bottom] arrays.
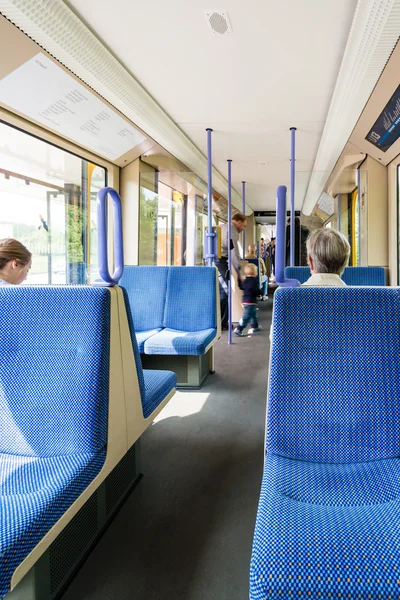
[[143, 267, 217, 355], [0, 287, 110, 599], [285, 265, 386, 285], [250, 287, 400, 599], [144, 327, 216, 355], [142, 370, 177, 417], [121, 288, 176, 417], [120, 266, 168, 351]]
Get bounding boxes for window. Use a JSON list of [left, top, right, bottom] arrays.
[[0, 122, 106, 284], [139, 174, 186, 266]]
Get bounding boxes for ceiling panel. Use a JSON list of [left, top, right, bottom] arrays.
[[67, 0, 359, 210]]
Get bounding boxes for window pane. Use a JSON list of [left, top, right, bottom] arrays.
[[139, 176, 187, 266], [0, 122, 106, 284]]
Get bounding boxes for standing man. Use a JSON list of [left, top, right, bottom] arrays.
[[216, 212, 247, 330]]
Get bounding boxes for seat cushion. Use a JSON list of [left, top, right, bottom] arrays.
[[0, 450, 105, 599], [144, 328, 217, 356], [135, 329, 161, 353], [142, 370, 176, 418], [250, 453, 400, 599]]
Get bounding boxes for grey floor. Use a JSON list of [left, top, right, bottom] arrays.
[[63, 300, 272, 600]]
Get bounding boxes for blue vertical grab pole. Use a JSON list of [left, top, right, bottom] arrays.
[[242, 181, 246, 259], [206, 128, 214, 266], [290, 127, 296, 266], [276, 185, 300, 288], [227, 160, 233, 345]]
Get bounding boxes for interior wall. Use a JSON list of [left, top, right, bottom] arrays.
[[120, 158, 140, 265], [388, 158, 399, 285], [245, 214, 255, 251], [365, 156, 388, 266]]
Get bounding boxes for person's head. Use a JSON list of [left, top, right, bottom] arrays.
[[306, 229, 350, 276], [0, 238, 32, 284], [232, 213, 247, 232], [261, 238, 264, 242], [244, 263, 258, 278], [247, 244, 256, 255]]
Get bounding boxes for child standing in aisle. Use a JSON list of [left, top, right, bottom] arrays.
[[234, 263, 261, 336]]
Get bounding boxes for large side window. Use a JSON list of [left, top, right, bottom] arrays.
[[0, 122, 106, 284], [139, 173, 187, 266]]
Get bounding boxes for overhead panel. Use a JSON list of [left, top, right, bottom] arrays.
[[302, 0, 400, 215]]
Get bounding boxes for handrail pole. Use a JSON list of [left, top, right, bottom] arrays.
[[276, 185, 300, 287], [227, 159, 233, 345], [242, 181, 246, 259], [206, 128, 215, 266], [290, 127, 296, 266], [96, 186, 124, 286]]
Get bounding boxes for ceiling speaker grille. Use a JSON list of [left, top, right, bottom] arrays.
[[205, 10, 232, 35]]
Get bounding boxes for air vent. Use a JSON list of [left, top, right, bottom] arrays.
[[205, 10, 232, 35]]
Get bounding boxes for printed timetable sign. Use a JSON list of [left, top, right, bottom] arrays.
[[366, 84, 400, 153], [0, 53, 146, 160]]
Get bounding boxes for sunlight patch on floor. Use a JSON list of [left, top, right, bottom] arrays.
[[153, 391, 210, 422]]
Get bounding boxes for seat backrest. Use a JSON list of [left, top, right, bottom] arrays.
[[267, 287, 400, 463], [164, 267, 217, 331], [285, 266, 310, 283], [285, 266, 387, 286], [342, 266, 386, 286], [0, 287, 110, 457], [119, 266, 168, 331]]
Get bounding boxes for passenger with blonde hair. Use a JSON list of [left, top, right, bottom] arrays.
[[234, 263, 262, 336], [304, 228, 350, 286], [0, 238, 32, 285]]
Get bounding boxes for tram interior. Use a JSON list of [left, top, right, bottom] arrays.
[[0, 1, 400, 599]]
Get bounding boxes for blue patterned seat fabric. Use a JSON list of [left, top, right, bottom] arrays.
[[121, 266, 218, 356], [144, 328, 216, 355], [142, 370, 177, 418], [136, 328, 161, 352], [285, 265, 386, 286], [120, 266, 168, 352], [121, 288, 176, 418], [0, 287, 110, 599], [250, 287, 400, 600], [145, 266, 217, 355]]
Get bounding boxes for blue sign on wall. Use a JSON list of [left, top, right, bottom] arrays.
[[366, 84, 400, 153]]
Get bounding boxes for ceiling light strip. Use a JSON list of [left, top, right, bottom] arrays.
[[0, 0, 248, 211], [302, 0, 400, 215]]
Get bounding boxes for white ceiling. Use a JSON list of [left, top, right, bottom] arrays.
[[66, 0, 359, 211]]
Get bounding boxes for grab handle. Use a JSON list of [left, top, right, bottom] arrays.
[[275, 185, 300, 287], [96, 187, 124, 286]]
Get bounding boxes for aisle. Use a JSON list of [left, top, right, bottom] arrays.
[[63, 300, 272, 600]]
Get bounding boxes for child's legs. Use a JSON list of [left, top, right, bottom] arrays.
[[249, 305, 258, 328], [237, 305, 252, 331]]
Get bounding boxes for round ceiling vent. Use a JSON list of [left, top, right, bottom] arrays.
[[205, 11, 232, 35]]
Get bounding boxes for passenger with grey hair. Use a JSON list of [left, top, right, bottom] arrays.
[[303, 228, 351, 286]]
